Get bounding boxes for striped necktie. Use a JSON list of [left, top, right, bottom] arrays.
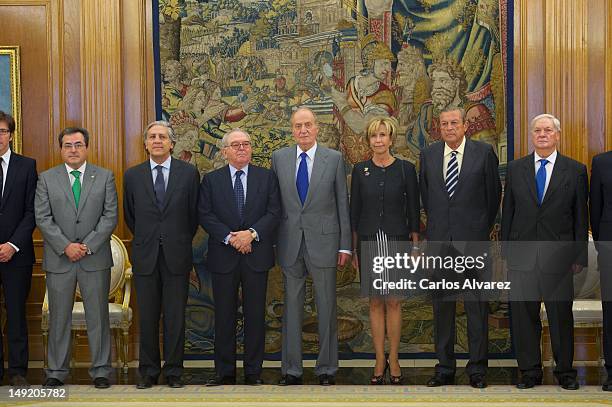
[[445, 151, 458, 198]]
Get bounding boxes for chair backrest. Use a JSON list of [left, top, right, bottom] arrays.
[[76, 234, 130, 300]]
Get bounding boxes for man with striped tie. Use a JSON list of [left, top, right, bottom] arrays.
[[501, 114, 588, 390], [419, 107, 501, 388]]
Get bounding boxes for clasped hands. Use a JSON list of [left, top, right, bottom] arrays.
[[64, 242, 89, 262], [0, 243, 17, 262], [229, 230, 253, 254]]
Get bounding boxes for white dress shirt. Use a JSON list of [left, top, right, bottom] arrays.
[[534, 150, 557, 198], [150, 156, 171, 188], [66, 162, 87, 188], [295, 143, 317, 181], [442, 136, 466, 179]]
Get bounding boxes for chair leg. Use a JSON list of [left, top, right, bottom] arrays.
[[122, 327, 129, 374], [70, 331, 77, 369], [42, 330, 49, 369], [113, 329, 122, 369]]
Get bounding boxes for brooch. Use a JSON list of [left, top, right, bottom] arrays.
[[364, 167, 370, 176]]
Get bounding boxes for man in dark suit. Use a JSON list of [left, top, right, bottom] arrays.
[[419, 107, 501, 388], [502, 113, 588, 390], [124, 121, 200, 389], [0, 111, 37, 387], [199, 129, 280, 386], [589, 151, 612, 391]]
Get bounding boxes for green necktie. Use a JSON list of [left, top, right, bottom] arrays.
[[71, 170, 81, 208]]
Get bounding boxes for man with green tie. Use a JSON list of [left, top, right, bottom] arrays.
[[35, 127, 118, 389]]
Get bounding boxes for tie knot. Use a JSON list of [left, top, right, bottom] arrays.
[[235, 169, 244, 178], [538, 158, 548, 167], [450, 150, 458, 157], [70, 170, 81, 179], [155, 165, 164, 173], [300, 152, 308, 160]]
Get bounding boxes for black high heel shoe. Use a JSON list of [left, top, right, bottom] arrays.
[[370, 358, 389, 385], [387, 355, 403, 385]]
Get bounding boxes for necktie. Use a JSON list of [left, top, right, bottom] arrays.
[[234, 170, 245, 220], [154, 165, 166, 209], [536, 158, 548, 205], [296, 152, 309, 205], [0, 157, 4, 200], [445, 151, 458, 198], [71, 170, 81, 208]]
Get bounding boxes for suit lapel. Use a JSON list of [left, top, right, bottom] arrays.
[[141, 162, 158, 210], [76, 165, 97, 218], [243, 165, 259, 217], [162, 158, 182, 212], [541, 154, 567, 206], [452, 139, 476, 198], [1, 153, 20, 207], [520, 153, 538, 205], [285, 147, 302, 207], [433, 142, 448, 199], [303, 146, 327, 208], [57, 165, 78, 214]]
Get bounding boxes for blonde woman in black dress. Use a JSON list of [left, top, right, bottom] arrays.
[[350, 117, 420, 385]]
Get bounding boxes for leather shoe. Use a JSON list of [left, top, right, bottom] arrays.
[[278, 374, 303, 386], [245, 375, 264, 385], [426, 374, 454, 387], [602, 378, 612, 391], [43, 378, 64, 388], [559, 376, 579, 390], [93, 377, 110, 389], [136, 375, 156, 389], [318, 374, 335, 386], [9, 375, 30, 387], [206, 376, 236, 386], [469, 375, 487, 389], [516, 376, 542, 389], [166, 375, 184, 388]]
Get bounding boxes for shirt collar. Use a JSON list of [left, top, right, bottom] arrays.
[[297, 142, 317, 161], [1, 148, 11, 165], [150, 155, 172, 171], [65, 161, 87, 175], [534, 150, 557, 166], [229, 163, 249, 178], [444, 136, 466, 157]]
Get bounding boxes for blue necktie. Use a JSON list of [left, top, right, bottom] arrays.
[[536, 158, 548, 205], [445, 151, 458, 198], [234, 170, 245, 220], [296, 152, 309, 206], [154, 165, 166, 209]]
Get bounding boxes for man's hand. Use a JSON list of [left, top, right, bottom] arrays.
[[337, 252, 351, 267], [229, 230, 254, 252], [64, 243, 87, 262], [570, 264, 584, 274], [0, 243, 17, 263]]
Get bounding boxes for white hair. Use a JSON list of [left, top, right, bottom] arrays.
[[222, 128, 251, 147], [530, 114, 561, 132]]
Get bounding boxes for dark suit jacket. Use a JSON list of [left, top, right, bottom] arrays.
[[124, 158, 200, 275], [501, 152, 588, 272], [0, 153, 37, 268], [419, 139, 501, 242], [199, 164, 280, 273], [590, 151, 612, 242]]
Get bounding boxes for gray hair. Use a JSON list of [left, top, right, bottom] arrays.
[[143, 120, 177, 144], [530, 114, 561, 132], [439, 106, 467, 123], [222, 128, 251, 147], [290, 106, 318, 125]]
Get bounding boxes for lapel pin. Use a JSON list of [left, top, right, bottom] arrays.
[[364, 167, 370, 176]]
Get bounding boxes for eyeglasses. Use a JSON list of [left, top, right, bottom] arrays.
[[0, 129, 10, 135], [62, 143, 86, 150], [226, 141, 251, 150]]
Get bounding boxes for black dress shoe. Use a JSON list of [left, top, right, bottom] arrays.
[[278, 374, 303, 386], [9, 375, 30, 387], [136, 375, 156, 389], [516, 376, 542, 389], [166, 375, 184, 388], [93, 377, 110, 389], [426, 374, 454, 387], [559, 376, 579, 390], [245, 375, 264, 385], [43, 378, 64, 388], [469, 375, 487, 389], [318, 374, 336, 386], [602, 378, 612, 391], [206, 376, 236, 386]]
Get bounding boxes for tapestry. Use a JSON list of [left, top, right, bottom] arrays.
[[154, 0, 513, 359]]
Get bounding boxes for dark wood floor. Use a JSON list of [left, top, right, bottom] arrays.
[[8, 366, 609, 386]]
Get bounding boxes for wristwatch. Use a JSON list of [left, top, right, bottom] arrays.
[[248, 228, 258, 241]]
